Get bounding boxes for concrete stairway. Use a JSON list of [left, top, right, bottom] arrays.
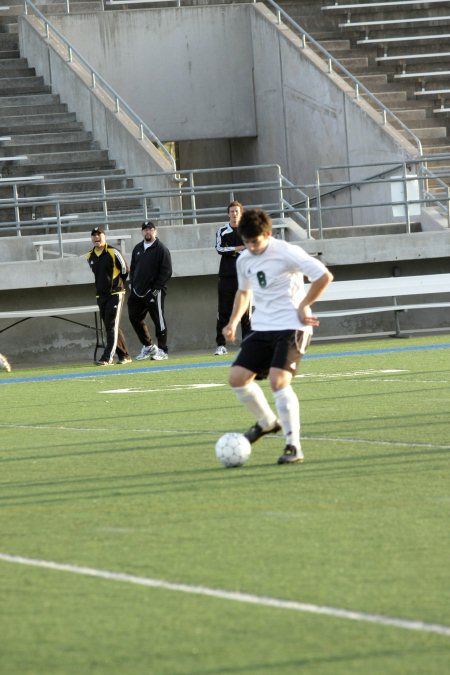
[[0, 4, 142, 229], [278, 1, 450, 157]]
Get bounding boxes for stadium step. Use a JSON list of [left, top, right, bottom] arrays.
[[0, 32, 137, 226], [278, 0, 450, 163], [0, 76, 50, 95]]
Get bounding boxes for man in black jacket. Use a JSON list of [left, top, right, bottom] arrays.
[[214, 201, 251, 355], [87, 227, 132, 366], [128, 221, 172, 361]]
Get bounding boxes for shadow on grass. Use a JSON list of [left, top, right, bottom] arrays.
[[0, 438, 448, 508], [194, 643, 450, 674]]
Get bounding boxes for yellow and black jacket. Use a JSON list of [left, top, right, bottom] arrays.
[[87, 244, 129, 297]]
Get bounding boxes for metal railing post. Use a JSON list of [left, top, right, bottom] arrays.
[[402, 162, 411, 234], [101, 178, 109, 229], [189, 172, 197, 225], [55, 203, 63, 257], [305, 196, 311, 238], [416, 158, 426, 212], [13, 183, 21, 236], [447, 187, 450, 228], [277, 165, 285, 218], [315, 170, 323, 239], [142, 196, 148, 221]]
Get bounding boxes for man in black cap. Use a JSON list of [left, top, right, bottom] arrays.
[[87, 227, 132, 366], [128, 221, 172, 360]]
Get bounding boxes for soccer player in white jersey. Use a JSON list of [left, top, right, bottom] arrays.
[[223, 208, 333, 464]]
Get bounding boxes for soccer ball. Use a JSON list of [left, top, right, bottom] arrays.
[[215, 432, 252, 468]]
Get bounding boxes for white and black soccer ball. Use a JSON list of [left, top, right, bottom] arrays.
[[215, 432, 252, 468]]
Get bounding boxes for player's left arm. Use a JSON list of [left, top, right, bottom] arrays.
[[298, 270, 333, 327]]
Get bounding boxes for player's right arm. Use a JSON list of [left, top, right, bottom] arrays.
[[223, 289, 252, 342], [298, 270, 333, 327]]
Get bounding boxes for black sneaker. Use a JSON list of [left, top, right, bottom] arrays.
[[96, 358, 113, 366], [244, 421, 282, 444], [277, 445, 304, 465]]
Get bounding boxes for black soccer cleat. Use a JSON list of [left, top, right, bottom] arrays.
[[244, 421, 282, 444], [277, 445, 304, 465]]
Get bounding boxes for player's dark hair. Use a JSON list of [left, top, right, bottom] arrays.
[[227, 200, 243, 214], [238, 208, 272, 239]]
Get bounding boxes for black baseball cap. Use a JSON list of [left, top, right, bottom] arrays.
[[91, 227, 105, 236], [142, 221, 156, 230]]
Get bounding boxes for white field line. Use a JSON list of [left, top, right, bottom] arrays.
[[0, 552, 448, 637], [297, 369, 407, 378], [97, 370, 450, 394], [100, 383, 225, 394], [0, 423, 449, 450]]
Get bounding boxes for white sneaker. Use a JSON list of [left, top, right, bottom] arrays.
[[214, 345, 228, 356], [135, 344, 157, 360], [152, 348, 168, 361], [0, 353, 11, 372]]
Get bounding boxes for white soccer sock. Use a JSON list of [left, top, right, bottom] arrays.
[[233, 382, 278, 431], [273, 385, 302, 453]]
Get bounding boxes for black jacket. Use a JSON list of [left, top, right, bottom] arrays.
[[87, 244, 128, 296], [215, 223, 245, 278], [129, 238, 172, 297]]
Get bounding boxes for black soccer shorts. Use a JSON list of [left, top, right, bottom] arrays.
[[233, 329, 311, 379]]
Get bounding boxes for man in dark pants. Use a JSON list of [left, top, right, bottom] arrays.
[[87, 227, 131, 366], [128, 221, 172, 361], [214, 201, 251, 355]]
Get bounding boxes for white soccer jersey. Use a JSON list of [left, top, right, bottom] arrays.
[[237, 237, 328, 331]]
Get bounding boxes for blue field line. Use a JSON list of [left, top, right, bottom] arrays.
[[1, 342, 449, 385]]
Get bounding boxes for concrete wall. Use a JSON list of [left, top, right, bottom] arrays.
[[2, 253, 450, 365], [0, 276, 221, 366], [39, 5, 257, 143], [1, 227, 449, 364], [18, 15, 180, 215], [42, 3, 414, 227]]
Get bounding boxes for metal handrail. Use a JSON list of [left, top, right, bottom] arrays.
[[26, 0, 424, 157], [22, 0, 176, 171], [316, 155, 450, 206], [322, 0, 447, 9], [0, 159, 448, 241], [258, 0, 423, 156], [0, 164, 299, 236]]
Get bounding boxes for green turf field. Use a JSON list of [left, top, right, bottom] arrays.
[[1, 336, 449, 674]]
